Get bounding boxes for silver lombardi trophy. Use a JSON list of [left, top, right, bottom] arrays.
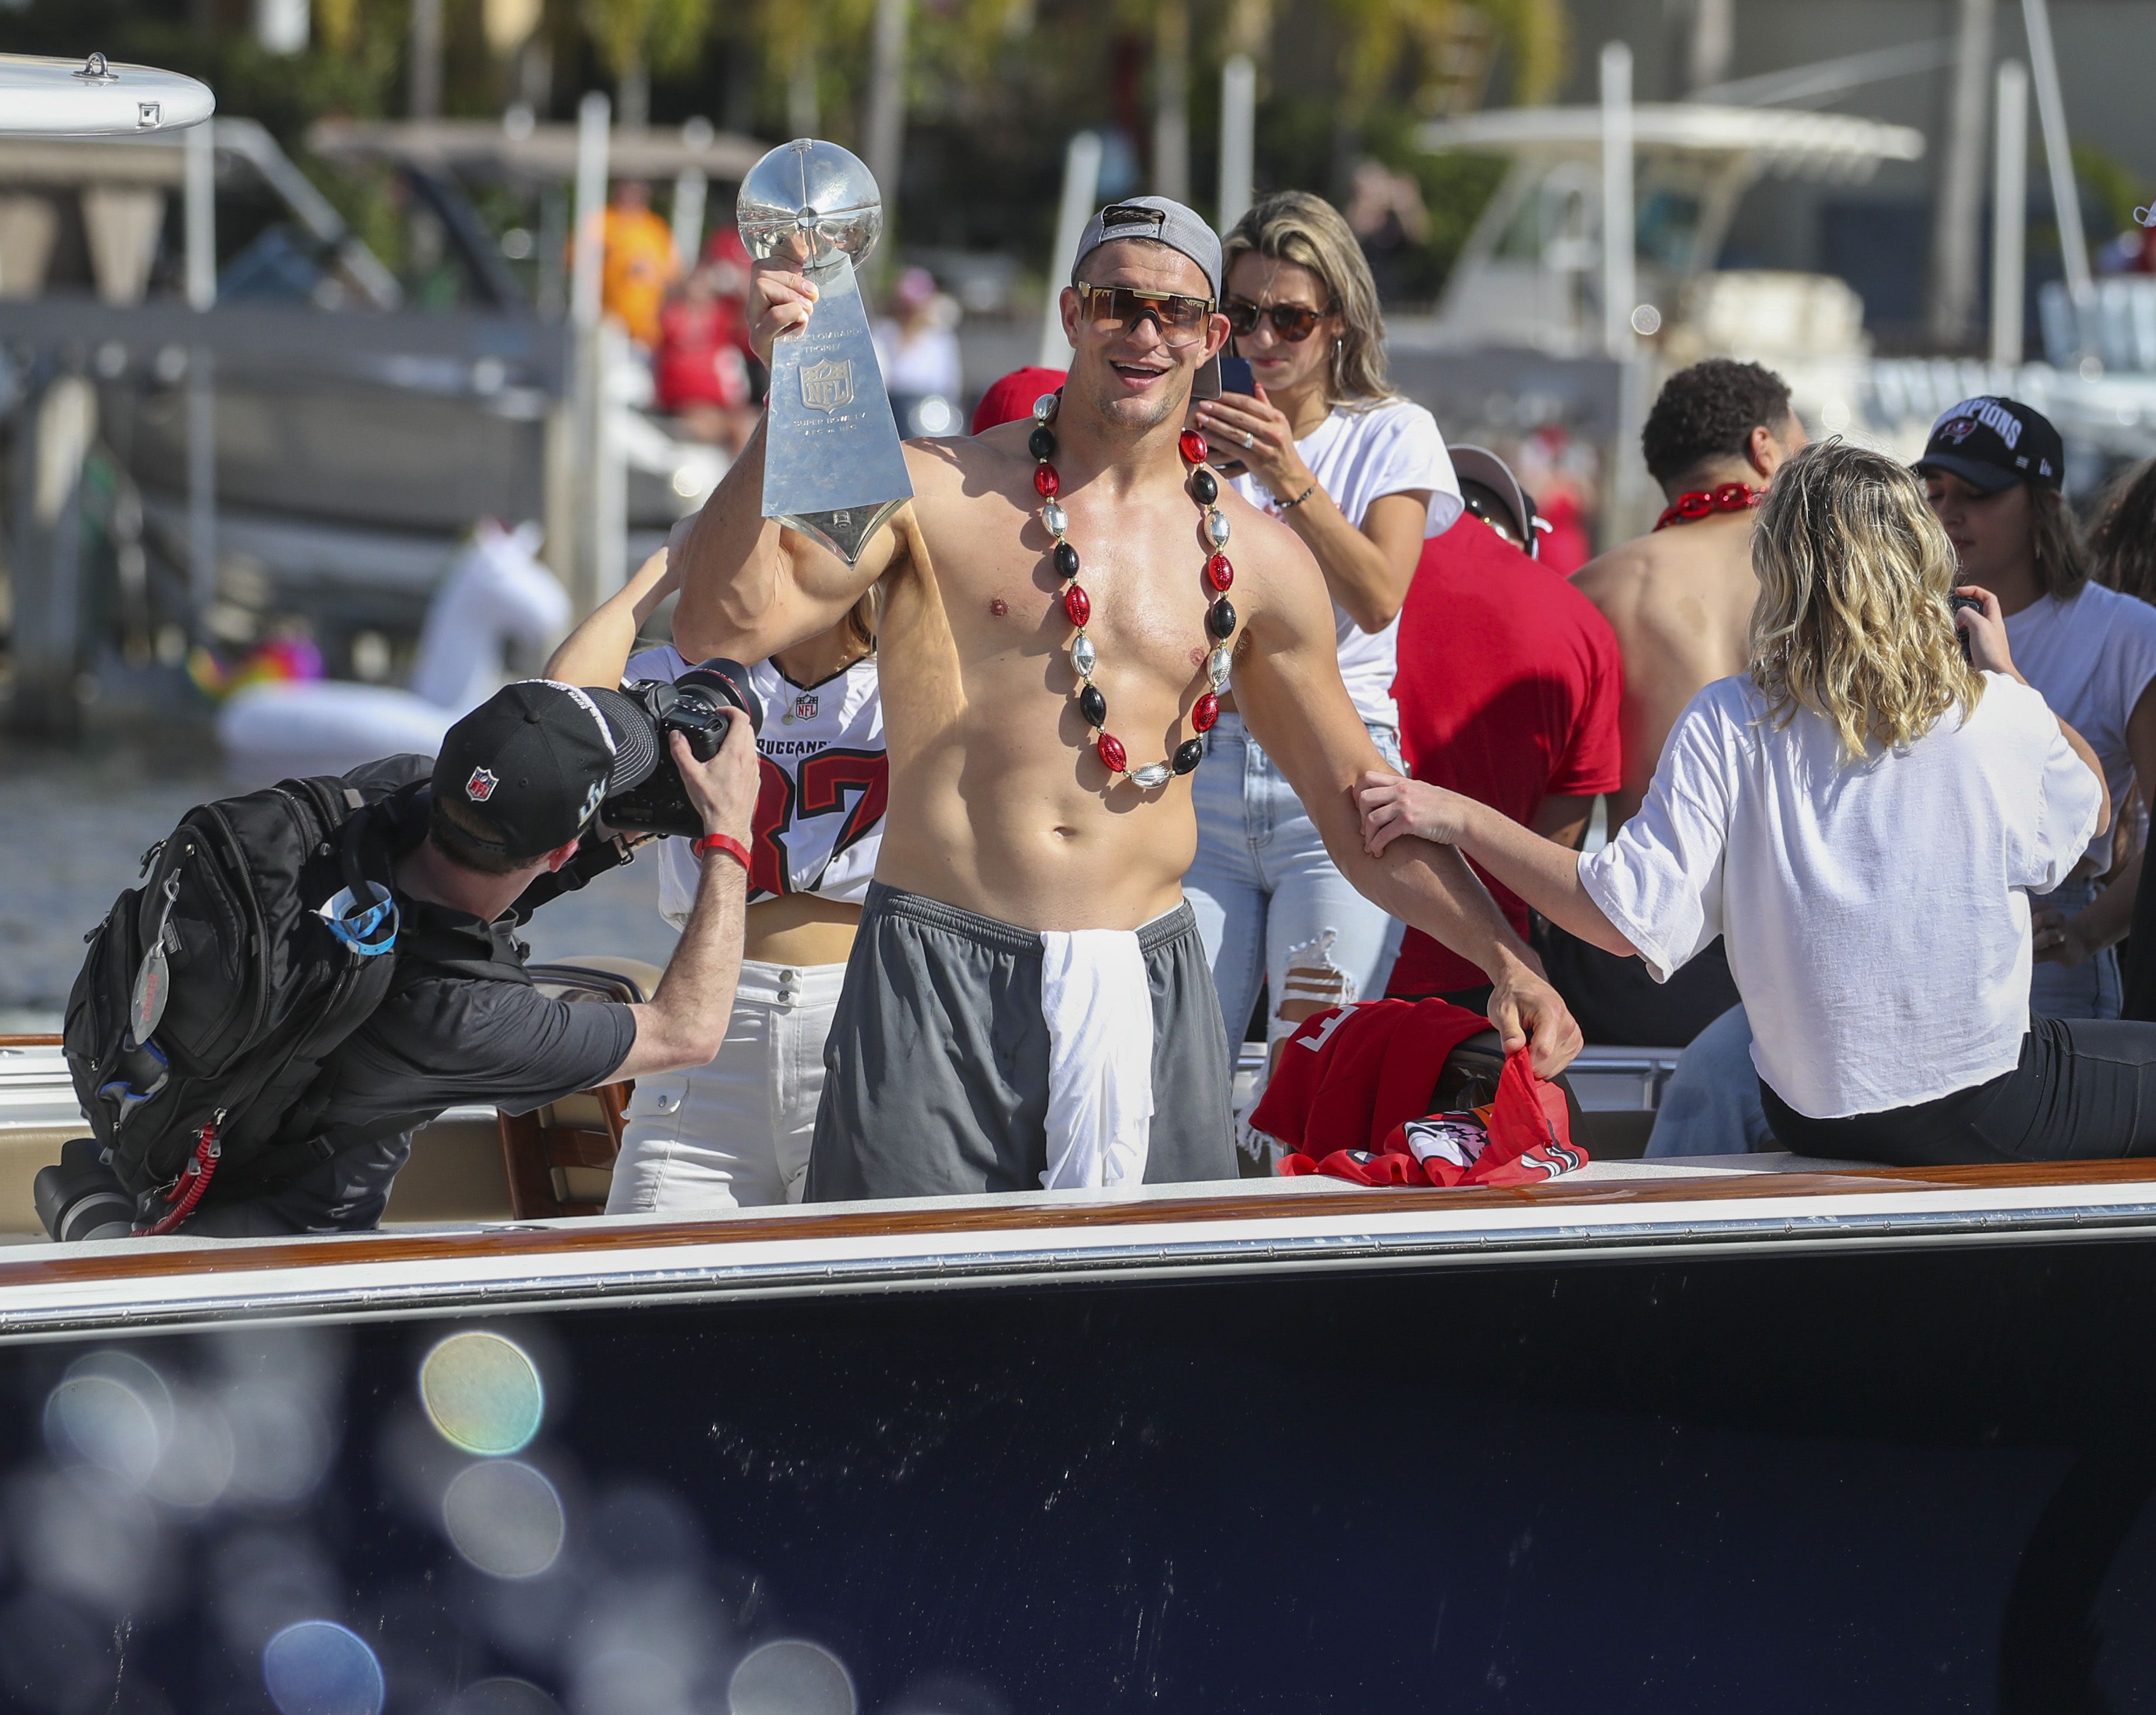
[[736, 138, 914, 566]]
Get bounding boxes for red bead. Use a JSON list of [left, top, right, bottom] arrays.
[[1064, 584, 1090, 626], [1179, 429, 1209, 466], [1192, 692, 1219, 733], [1034, 463, 1060, 498], [1206, 553, 1234, 592], [1096, 732, 1127, 774]]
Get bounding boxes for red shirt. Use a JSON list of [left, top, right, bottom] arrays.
[[1386, 516, 1624, 995], [654, 296, 753, 412]]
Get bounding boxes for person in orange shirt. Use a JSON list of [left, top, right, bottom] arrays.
[[584, 179, 678, 348]]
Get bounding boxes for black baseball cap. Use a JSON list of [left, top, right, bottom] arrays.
[[1450, 445, 1539, 554], [1914, 396, 2065, 495], [432, 679, 659, 860]]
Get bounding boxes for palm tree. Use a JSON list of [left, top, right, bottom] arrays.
[[578, 0, 716, 129]]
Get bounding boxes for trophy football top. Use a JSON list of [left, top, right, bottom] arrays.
[[736, 138, 883, 269]]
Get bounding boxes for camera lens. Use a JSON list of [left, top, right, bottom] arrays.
[[34, 1139, 136, 1243]]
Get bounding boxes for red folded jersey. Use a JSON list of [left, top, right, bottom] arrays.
[[1249, 997, 1490, 1158], [1265, 1003, 1588, 1189]]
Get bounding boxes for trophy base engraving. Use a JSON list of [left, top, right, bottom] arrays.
[[762, 251, 915, 567], [773, 499, 910, 566]]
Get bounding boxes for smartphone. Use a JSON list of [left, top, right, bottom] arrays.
[[1192, 354, 1257, 402]]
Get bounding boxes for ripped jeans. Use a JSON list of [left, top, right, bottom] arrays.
[[1184, 713, 1404, 1070]]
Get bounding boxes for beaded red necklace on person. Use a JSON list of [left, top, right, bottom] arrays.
[[1027, 391, 1236, 791], [1653, 482, 1762, 531]]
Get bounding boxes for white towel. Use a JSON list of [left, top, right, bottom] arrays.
[[1037, 928, 1155, 1190]]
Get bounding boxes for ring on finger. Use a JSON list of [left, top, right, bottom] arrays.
[[1240, 429, 1254, 448]]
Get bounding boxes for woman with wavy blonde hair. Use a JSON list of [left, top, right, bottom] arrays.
[[1353, 439, 2156, 1169]]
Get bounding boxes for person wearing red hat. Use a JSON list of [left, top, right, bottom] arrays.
[[972, 366, 1068, 435]]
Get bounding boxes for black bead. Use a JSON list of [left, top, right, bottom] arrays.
[[1028, 425, 1057, 461], [1206, 597, 1237, 640], [1173, 738, 1205, 775], [1079, 683, 1108, 729], [1054, 540, 1080, 579], [1191, 468, 1219, 505]]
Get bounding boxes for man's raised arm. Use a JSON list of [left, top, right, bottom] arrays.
[[672, 252, 905, 662], [1231, 526, 1584, 1076]]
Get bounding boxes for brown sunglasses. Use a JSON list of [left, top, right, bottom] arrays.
[[1072, 281, 1216, 346], [1224, 296, 1333, 342]]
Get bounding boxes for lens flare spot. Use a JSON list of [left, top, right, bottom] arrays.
[[262, 1620, 385, 1715], [448, 1680, 561, 1715], [729, 1640, 857, 1715], [420, 1333, 543, 1455], [442, 1460, 566, 1579], [43, 1352, 173, 1487]]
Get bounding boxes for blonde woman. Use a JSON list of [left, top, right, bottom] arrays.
[[1356, 441, 2154, 1168], [546, 545, 885, 1209], [1183, 190, 1459, 1116]]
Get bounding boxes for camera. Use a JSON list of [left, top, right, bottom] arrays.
[[599, 659, 765, 839], [35, 1137, 136, 1243], [1950, 592, 1982, 662]]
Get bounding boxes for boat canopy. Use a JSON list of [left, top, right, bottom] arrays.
[[0, 51, 214, 138], [1419, 103, 1923, 181], [308, 118, 767, 184]]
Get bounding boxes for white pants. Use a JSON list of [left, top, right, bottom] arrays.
[[605, 959, 847, 1213]]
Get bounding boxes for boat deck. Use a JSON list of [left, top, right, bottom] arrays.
[[9, 1032, 2156, 1336]]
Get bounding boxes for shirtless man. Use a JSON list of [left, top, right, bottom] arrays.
[[673, 196, 1580, 1200], [1553, 359, 1805, 1049]]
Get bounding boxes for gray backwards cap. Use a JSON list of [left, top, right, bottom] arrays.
[[1071, 196, 1223, 301]]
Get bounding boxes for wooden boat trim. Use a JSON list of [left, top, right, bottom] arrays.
[[4, 1155, 2156, 1341]]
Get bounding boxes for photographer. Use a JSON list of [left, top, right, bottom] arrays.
[[1357, 442, 2156, 1169], [182, 679, 758, 1235]]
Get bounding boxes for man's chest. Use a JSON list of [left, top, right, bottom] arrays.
[[912, 496, 1227, 692]]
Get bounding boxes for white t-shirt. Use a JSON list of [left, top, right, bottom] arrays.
[[628, 645, 886, 928], [1579, 673, 2101, 1119], [1229, 398, 1460, 729], [873, 321, 962, 400], [2003, 581, 2156, 870]]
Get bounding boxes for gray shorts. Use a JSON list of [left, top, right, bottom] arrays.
[[805, 883, 1237, 1200]]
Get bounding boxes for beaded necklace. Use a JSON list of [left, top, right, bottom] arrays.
[[1653, 482, 1761, 531], [1026, 390, 1236, 792]]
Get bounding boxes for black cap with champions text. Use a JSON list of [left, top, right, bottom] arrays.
[[1914, 395, 2065, 495], [431, 679, 659, 860]]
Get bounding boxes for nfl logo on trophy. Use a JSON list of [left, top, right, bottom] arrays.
[[799, 359, 854, 413]]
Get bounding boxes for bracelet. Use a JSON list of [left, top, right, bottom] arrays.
[[691, 832, 750, 872], [1278, 482, 1319, 511]]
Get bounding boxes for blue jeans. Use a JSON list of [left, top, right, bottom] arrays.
[[1646, 1003, 1774, 1157], [1184, 714, 1404, 1060], [2028, 875, 2123, 1020]]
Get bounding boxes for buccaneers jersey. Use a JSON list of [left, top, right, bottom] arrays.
[[627, 646, 887, 926]]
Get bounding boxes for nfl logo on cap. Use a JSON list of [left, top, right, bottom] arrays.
[[466, 767, 500, 803]]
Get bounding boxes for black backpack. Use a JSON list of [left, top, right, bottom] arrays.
[[64, 756, 436, 1232]]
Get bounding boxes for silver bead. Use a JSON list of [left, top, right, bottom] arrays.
[[1072, 634, 1097, 678], [1207, 646, 1232, 689], [1042, 499, 1067, 536], [1129, 762, 1173, 790], [1206, 509, 1230, 548], [1033, 392, 1060, 424]]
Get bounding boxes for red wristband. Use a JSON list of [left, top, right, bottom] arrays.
[[692, 832, 750, 872]]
